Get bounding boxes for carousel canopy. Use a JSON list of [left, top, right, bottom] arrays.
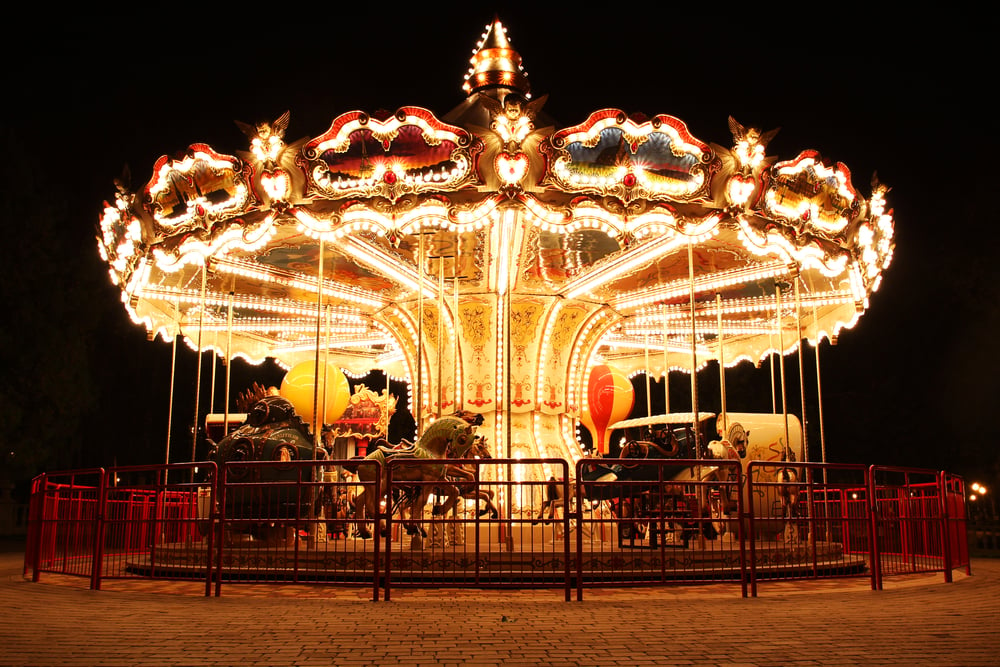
[[96, 18, 894, 416]]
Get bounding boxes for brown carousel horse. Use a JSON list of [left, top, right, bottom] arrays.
[[343, 414, 482, 539], [431, 435, 500, 519]]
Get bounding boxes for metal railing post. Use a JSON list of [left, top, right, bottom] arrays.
[[747, 462, 759, 597], [938, 471, 953, 583], [90, 468, 108, 590], [867, 466, 881, 590]]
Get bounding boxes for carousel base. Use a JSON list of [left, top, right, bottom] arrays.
[[125, 522, 866, 584]]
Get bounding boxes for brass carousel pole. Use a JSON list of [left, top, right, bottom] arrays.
[[813, 302, 828, 484], [454, 231, 461, 411], [644, 329, 652, 417], [223, 284, 235, 455], [322, 304, 331, 446], [770, 333, 777, 414], [312, 238, 325, 461], [438, 240, 445, 418], [716, 292, 727, 434], [794, 274, 809, 464], [164, 329, 177, 485], [687, 240, 704, 550], [687, 241, 700, 458], [417, 229, 424, 429], [662, 304, 670, 413], [191, 263, 207, 482], [776, 284, 790, 461]]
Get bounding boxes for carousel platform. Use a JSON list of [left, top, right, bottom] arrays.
[[124, 521, 867, 584]]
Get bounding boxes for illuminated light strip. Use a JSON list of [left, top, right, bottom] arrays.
[[496, 208, 519, 296], [292, 208, 335, 236], [136, 286, 368, 320], [567, 310, 615, 412], [562, 221, 719, 300], [341, 237, 438, 299], [153, 217, 277, 273], [272, 337, 397, 355], [535, 300, 565, 406], [393, 203, 451, 233], [627, 291, 856, 323], [601, 337, 712, 354], [189, 322, 373, 336], [612, 261, 790, 311], [386, 305, 426, 417], [734, 219, 848, 278], [212, 257, 386, 309], [559, 413, 582, 461], [521, 195, 571, 228], [160, 330, 270, 367], [451, 196, 503, 229]]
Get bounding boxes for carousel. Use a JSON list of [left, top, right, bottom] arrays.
[[95, 19, 894, 580]]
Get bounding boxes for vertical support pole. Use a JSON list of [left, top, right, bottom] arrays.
[[312, 237, 325, 458], [687, 241, 700, 458], [661, 304, 670, 413], [209, 343, 217, 414], [223, 288, 235, 449], [938, 471, 953, 583], [90, 469, 108, 590], [454, 229, 461, 411], [813, 302, 828, 485], [165, 333, 177, 485], [716, 292, 726, 432], [794, 274, 809, 464], [644, 329, 652, 417], [867, 465, 882, 590], [776, 285, 790, 461], [417, 229, 424, 429], [438, 241, 445, 418], [191, 262, 207, 481]]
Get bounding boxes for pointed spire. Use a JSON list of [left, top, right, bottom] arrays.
[[462, 17, 531, 98]]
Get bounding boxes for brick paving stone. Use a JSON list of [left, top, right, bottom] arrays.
[[3, 548, 1000, 666]]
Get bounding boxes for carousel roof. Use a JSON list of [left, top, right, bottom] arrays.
[[96, 18, 894, 382]]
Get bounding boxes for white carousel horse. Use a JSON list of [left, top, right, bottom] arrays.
[[776, 447, 800, 519], [704, 422, 749, 517], [344, 415, 480, 539]]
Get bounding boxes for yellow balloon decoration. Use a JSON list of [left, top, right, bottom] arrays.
[[279, 361, 351, 426]]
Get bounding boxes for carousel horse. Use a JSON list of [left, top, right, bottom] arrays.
[[776, 447, 800, 519], [431, 436, 500, 519], [343, 415, 480, 539], [532, 476, 577, 524], [704, 422, 749, 516]]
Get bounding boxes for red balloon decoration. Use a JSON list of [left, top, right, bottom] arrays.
[[580, 364, 634, 454]]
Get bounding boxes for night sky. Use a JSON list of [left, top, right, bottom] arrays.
[[3, 6, 995, 492]]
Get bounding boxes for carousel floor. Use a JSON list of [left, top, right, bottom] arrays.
[[124, 522, 867, 583]]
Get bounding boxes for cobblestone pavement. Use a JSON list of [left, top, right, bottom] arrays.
[[3, 547, 998, 666]]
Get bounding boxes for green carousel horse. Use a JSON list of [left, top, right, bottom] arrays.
[[345, 415, 482, 539]]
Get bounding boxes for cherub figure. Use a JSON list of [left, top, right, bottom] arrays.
[[728, 116, 779, 176], [236, 111, 291, 167], [482, 93, 547, 152]]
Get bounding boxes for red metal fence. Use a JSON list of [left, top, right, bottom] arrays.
[[24, 460, 969, 600]]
